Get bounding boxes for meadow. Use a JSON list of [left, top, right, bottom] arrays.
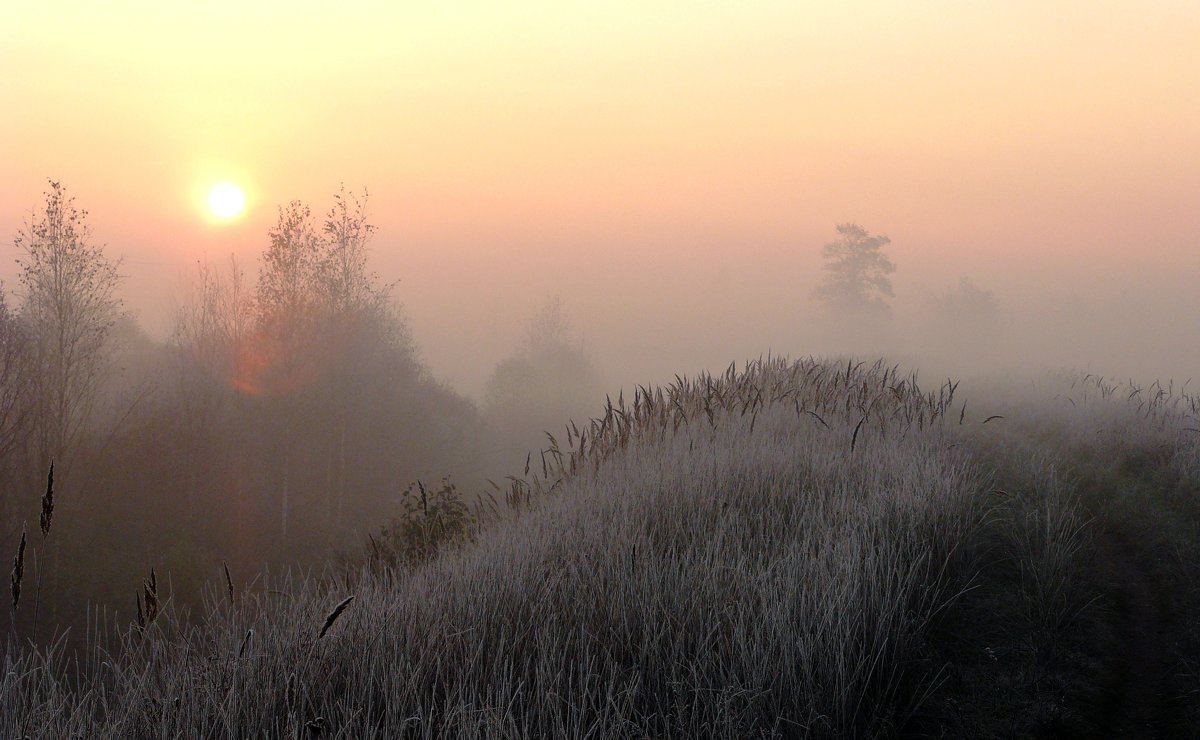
[[4, 356, 1200, 737]]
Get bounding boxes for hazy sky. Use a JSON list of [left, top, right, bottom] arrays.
[[3, 1, 1198, 393]]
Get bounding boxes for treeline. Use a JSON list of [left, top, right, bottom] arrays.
[[1, 182, 598, 644]]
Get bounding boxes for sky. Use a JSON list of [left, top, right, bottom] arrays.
[[2, 1, 1198, 394]]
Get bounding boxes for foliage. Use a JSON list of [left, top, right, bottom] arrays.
[[927, 277, 999, 331], [813, 222, 896, 318], [521, 294, 572, 351], [165, 186, 437, 549], [1, 184, 484, 650], [913, 277, 1003, 363], [13, 180, 122, 472], [259, 186, 393, 334], [483, 297, 600, 453], [367, 479, 477, 568], [3, 359, 1200, 736], [258, 200, 323, 329], [7, 358, 989, 735], [7, 182, 1200, 735], [320, 185, 383, 315]]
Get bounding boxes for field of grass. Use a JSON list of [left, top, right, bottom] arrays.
[[4, 357, 1199, 737]]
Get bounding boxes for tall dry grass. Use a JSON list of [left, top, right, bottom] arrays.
[[7, 358, 1196, 736], [1, 358, 990, 736]]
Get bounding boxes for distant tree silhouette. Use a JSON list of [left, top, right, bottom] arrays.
[[522, 295, 572, 350], [170, 256, 255, 521], [934, 278, 997, 326], [255, 187, 406, 396], [484, 297, 600, 453], [173, 255, 255, 392], [813, 223, 896, 319], [193, 186, 451, 546], [924, 277, 1001, 354], [0, 184, 488, 643]]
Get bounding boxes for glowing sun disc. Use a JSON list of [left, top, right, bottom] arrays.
[[207, 182, 245, 219]]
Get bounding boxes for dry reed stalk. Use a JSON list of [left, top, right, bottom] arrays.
[[39, 463, 54, 537], [851, 416, 867, 452], [136, 569, 159, 631], [317, 595, 355, 639], [10, 526, 25, 610]]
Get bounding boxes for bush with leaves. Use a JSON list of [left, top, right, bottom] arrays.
[[367, 479, 477, 569]]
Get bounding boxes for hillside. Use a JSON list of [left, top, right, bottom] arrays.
[[4, 358, 1199, 737]]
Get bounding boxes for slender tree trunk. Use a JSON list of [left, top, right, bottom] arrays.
[[281, 454, 289, 545], [337, 424, 346, 527], [325, 445, 333, 521]]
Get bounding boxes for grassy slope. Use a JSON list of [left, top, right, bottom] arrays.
[[914, 375, 1200, 738], [3, 359, 1199, 738]]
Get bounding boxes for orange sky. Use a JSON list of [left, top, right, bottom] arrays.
[[2, 1, 1198, 391]]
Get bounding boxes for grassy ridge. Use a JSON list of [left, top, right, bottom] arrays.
[[4, 358, 1199, 737]]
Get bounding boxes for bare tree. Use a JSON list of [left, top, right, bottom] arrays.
[[14, 181, 122, 473], [170, 256, 255, 516], [521, 295, 572, 353], [174, 255, 255, 391], [484, 296, 600, 455], [922, 277, 1001, 356], [932, 278, 998, 327], [813, 223, 896, 318]]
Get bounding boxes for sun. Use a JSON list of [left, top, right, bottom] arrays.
[[207, 182, 245, 219]]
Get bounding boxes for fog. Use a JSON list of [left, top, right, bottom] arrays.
[[2, 0, 1198, 655], [9, 214, 1194, 402], [391, 231, 1200, 397], [4, 1, 1198, 400]]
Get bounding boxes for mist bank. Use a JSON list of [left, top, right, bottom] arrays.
[[405, 261, 1198, 401], [4, 183, 1195, 655]]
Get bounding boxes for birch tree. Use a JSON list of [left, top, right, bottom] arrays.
[[14, 181, 122, 473]]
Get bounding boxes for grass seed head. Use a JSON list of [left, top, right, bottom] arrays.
[[10, 525, 26, 610], [318, 595, 355, 639], [39, 462, 54, 538]]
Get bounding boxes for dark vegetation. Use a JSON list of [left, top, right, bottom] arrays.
[[3, 184, 1200, 736], [0, 182, 584, 647]]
